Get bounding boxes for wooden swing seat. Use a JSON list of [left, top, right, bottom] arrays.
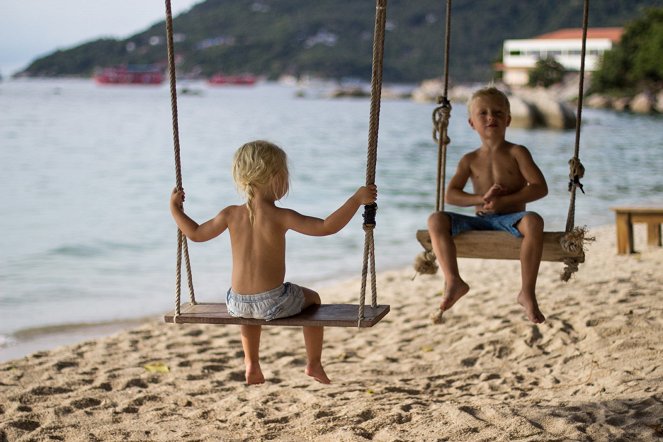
[[164, 302, 390, 328], [416, 229, 585, 262]]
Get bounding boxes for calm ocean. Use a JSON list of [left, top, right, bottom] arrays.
[[1, 79, 662, 359]]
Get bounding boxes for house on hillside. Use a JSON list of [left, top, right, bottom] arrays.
[[497, 27, 623, 86]]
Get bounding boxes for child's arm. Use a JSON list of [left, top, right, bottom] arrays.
[[170, 188, 229, 242], [446, 155, 485, 207], [282, 185, 377, 236], [482, 183, 505, 202], [483, 146, 548, 212]]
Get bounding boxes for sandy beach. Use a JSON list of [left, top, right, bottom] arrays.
[[1, 224, 662, 441]]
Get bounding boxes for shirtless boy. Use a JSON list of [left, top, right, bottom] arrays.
[[427, 86, 548, 323]]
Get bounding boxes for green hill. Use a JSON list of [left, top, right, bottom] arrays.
[[19, 0, 663, 83]]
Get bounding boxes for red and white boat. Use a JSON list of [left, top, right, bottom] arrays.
[[207, 74, 257, 86], [94, 66, 164, 85]]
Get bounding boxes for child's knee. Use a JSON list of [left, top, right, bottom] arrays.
[[428, 212, 451, 232], [303, 288, 321, 306], [520, 213, 544, 234]]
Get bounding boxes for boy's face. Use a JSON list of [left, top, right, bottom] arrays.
[[467, 95, 511, 139]]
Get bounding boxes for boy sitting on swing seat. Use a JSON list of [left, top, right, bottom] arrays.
[[427, 87, 548, 324]]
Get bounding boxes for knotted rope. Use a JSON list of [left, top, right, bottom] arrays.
[[561, 0, 594, 281], [413, 0, 453, 277], [358, 0, 387, 326], [165, 0, 196, 320]]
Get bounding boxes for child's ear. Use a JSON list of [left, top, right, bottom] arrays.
[[468, 117, 475, 129], [506, 114, 512, 127]]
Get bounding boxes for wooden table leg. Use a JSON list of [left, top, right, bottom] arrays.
[[615, 212, 631, 254], [647, 223, 662, 248]]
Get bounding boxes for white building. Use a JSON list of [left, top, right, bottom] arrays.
[[500, 27, 623, 86]]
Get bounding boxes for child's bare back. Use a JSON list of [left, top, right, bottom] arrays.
[[170, 140, 377, 384]]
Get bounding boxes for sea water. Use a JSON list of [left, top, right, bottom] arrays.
[[1, 79, 662, 359]]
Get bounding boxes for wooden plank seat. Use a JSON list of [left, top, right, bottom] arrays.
[[416, 229, 585, 262], [611, 206, 663, 254], [164, 303, 390, 328]]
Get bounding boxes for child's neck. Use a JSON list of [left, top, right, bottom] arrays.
[[253, 189, 277, 205], [481, 137, 507, 151]]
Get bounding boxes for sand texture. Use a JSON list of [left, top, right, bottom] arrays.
[[1, 225, 662, 441]]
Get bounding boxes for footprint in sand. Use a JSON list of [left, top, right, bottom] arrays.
[[122, 378, 148, 389], [53, 360, 78, 371], [70, 397, 102, 409], [6, 419, 40, 432]]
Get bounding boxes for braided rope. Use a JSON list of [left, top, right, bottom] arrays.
[[565, 0, 589, 234], [415, 0, 453, 278], [165, 0, 196, 319], [435, 0, 453, 213], [358, 0, 387, 326], [561, 0, 590, 281], [433, 101, 452, 212], [175, 230, 182, 320]]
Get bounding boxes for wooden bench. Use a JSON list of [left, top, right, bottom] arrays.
[[611, 207, 663, 254]]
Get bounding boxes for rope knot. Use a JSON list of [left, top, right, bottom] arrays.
[[432, 98, 452, 144], [559, 226, 595, 281], [413, 251, 438, 275], [568, 157, 586, 193]]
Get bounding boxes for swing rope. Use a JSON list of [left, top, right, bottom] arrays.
[[414, 0, 453, 276], [433, 0, 453, 213], [165, 0, 196, 320], [358, 0, 387, 326], [560, 0, 593, 282]]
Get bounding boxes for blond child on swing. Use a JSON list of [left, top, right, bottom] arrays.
[[427, 87, 548, 324], [170, 140, 377, 384]]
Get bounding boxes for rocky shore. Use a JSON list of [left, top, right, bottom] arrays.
[[410, 75, 662, 130]]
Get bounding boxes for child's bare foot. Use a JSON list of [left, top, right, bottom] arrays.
[[517, 290, 545, 324], [245, 363, 265, 385], [305, 363, 331, 384], [440, 278, 470, 311]]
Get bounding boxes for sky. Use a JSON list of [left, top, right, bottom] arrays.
[[0, 0, 202, 76]]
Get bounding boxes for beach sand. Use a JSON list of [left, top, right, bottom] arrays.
[[1, 225, 662, 441]]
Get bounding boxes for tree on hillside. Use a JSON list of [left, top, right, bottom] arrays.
[[528, 57, 566, 88], [592, 7, 663, 93]]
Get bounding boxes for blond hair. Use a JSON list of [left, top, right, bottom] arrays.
[[232, 140, 289, 225], [467, 86, 511, 116]]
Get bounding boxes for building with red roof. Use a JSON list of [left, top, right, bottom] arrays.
[[499, 27, 623, 86]]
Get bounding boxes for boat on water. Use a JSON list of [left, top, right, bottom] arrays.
[[207, 74, 257, 86], [94, 65, 164, 85]]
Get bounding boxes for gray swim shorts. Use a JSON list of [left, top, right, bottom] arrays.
[[446, 211, 534, 238], [226, 282, 306, 321]]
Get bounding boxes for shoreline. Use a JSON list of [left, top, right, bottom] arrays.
[[0, 318, 154, 363]]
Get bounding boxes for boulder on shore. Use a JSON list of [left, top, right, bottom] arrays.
[[508, 95, 540, 129], [410, 82, 576, 130], [586, 94, 613, 109], [630, 92, 655, 114], [510, 88, 576, 130]]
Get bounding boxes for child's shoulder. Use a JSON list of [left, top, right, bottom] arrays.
[[505, 142, 533, 156], [218, 204, 245, 218], [459, 147, 482, 164]]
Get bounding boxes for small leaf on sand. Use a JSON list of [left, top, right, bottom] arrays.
[[144, 362, 169, 373]]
